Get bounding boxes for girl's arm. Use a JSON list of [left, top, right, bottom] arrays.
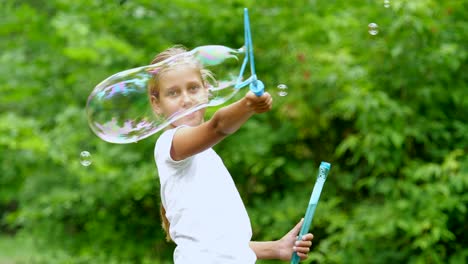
[[170, 91, 272, 161], [250, 219, 313, 261]]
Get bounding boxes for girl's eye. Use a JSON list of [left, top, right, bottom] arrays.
[[189, 85, 201, 92], [167, 90, 179, 97]]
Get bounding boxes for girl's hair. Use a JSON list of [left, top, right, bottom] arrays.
[[149, 45, 215, 242], [159, 204, 171, 242]]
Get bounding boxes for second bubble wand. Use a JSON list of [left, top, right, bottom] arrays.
[[290, 162, 331, 264]]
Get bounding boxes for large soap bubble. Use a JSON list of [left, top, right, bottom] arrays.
[[86, 45, 247, 144]]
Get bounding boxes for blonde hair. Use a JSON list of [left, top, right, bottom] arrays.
[[149, 45, 215, 242], [159, 204, 171, 242]]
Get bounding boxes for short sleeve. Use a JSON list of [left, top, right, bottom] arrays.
[[154, 126, 191, 182], [155, 127, 186, 163]]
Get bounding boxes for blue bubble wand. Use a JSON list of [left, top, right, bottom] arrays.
[[291, 162, 331, 264], [235, 8, 265, 96]]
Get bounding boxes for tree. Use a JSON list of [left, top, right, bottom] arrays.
[[1, 0, 467, 263]]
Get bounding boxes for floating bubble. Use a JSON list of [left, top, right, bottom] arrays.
[[80, 151, 92, 166], [277, 84, 288, 97], [86, 45, 248, 144], [384, 0, 390, 8], [368, 23, 379, 35]]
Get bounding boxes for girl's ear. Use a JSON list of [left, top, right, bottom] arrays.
[[150, 95, 163, 115]]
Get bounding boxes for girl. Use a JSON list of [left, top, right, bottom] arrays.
[[149, 46, 313, 263]]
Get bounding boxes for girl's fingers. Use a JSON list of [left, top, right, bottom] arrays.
[[301, 233, 314, 241], [294, 245, 310, 254], [296, 240, 312, 248], [294, 229, 314, 260], [255, 103, 272, 113], [293, 232, 313, 260], [296, 252, 309, 260]]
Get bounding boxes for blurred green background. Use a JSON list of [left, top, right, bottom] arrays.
[[1, 0, 467, 263]]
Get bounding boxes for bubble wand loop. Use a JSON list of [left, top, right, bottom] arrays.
[[235, 8, 265, 96], [291, 162, 331, 264]]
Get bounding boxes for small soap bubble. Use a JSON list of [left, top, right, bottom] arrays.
[[368, 23, 379, 35], [384, 0, 390, 8], [277, 84, 288, 97], [80, 151, 92, 167]]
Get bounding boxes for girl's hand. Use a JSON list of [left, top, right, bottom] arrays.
[[245, 91, 273, 113], [277, 219, 314, 261]]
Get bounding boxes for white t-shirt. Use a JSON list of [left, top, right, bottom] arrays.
[[155, 127, 257, 264]]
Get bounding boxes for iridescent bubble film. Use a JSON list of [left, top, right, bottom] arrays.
[[86, 45, 246, 144]]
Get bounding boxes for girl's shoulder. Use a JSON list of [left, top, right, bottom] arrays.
[[155, 126, 191, 166]]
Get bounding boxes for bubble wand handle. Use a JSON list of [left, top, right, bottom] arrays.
[[290, 162, 331, 264]]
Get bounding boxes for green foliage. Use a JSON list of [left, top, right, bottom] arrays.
[[1, 0, 467, 263]]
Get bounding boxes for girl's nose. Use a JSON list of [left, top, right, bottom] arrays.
[[181, 91, 193, 107]]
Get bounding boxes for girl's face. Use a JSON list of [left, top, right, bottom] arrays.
[[151, 66, 208, 128]]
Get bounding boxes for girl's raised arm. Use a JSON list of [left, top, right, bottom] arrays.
[[170, 91, 272, 161]]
